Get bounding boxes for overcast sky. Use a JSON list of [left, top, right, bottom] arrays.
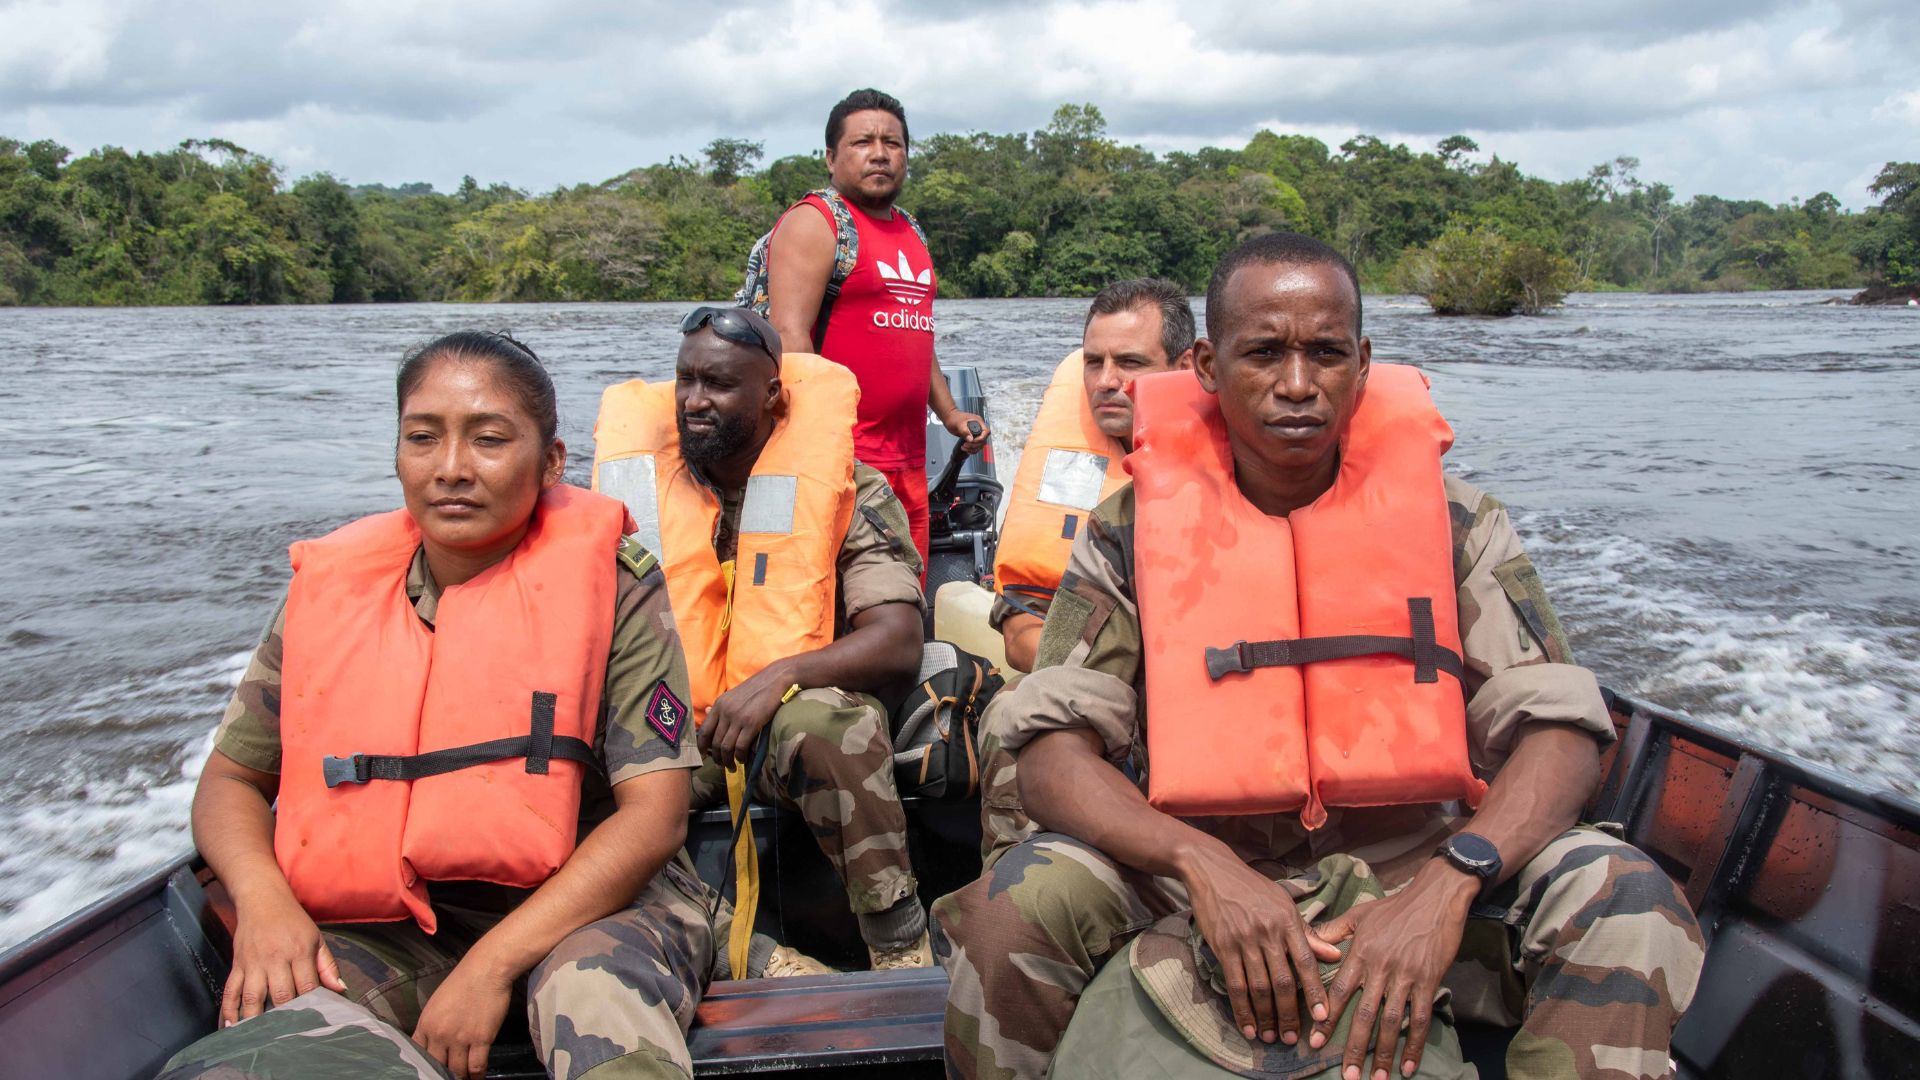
[[3, 0, 1915, 208]]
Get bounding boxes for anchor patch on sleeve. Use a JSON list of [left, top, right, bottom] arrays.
[[644, 681, 689, 750]]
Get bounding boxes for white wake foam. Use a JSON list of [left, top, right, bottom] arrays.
[[1520, 513, 1920, 798], [0, 652, 245, 952]]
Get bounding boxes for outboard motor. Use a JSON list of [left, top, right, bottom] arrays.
[[924, 366, 1003, 616]]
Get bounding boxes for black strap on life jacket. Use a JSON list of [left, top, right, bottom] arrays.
[[321, 691, 597, 788], [998, 582, 1055, 622], [1203, 598, 1464, 684]]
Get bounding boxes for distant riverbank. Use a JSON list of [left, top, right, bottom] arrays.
[[5, 121, 1911, 309], [0, 280, 1882, 311]]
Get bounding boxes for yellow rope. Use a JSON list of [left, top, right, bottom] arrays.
[[724, 761, 759, 980]]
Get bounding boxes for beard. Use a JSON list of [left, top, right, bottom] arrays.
[[859, 172, 902, 205], [678, 410, 757, 468]]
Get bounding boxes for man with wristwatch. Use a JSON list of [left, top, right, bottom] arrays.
[[1435, 831, 1502, 890], [935, 234, 1705, 1080]]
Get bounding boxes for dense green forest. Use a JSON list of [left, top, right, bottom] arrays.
[[2, 106, 1915, 308]]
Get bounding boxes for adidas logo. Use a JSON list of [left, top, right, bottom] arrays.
[[874, 250, 932, 307]]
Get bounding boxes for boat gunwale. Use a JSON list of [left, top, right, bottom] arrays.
[[1603, 689, 1920, 837], [0, 852, 200, 993]]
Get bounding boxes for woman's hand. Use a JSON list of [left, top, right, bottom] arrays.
[[413, 954, 514, 1080], [221, 890, 346, 1026]]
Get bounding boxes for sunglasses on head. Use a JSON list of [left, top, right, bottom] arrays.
[[680, 306, 778, 365]]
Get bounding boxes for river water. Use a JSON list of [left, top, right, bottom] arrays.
[[1, 291, 1915, 950]]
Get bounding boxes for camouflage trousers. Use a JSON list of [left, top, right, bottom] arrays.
[[158, 855, 734, 1080], [1051, 854, 1476, 1080], [690, 688, 918, 924], [933, 828, 1704, 1080]]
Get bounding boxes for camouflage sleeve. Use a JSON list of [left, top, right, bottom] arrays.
[[838, 463, 926, 619], [213, 592, 288, 774], [1033, 484, 1141, 680], [601, 538, 701, 785], [1447, 475, 1614, 774], [996, 484, 1143, 762]]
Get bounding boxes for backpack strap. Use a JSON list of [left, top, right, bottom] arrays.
[[807, 189, 861, 348], [895, 204, 932, 251], [732, 187, 863, 322], [811, 188, 862, 293]]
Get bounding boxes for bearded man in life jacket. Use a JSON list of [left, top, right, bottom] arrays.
[[935, 234, 1705, 1080], [592, 306, 936, 971], [992, 277, 1196, 673]]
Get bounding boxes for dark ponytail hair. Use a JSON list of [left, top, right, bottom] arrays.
[[396, 330, 559, 443]]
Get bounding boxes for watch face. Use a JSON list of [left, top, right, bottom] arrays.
[[1447, 833, 1500, 871]]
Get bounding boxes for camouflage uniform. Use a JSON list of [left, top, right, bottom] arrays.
[[1050, 855, 1476, 1080], [157, 988, 459, 1079], [683, 464, 927, 933], [161, 857, 747, 1080], [938, 477, 1706, 1080], [168, 537, 728, 1079]]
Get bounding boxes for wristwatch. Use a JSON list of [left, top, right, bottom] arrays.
[[1435, 832, 1503, 898]]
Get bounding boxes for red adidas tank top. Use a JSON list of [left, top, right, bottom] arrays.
[[782, 193, 936, 470]]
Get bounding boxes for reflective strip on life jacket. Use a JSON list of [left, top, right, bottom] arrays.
[[993, 351, 1130, 609], [1131, 365, 1487, 829], [275, 485, 630, 931]]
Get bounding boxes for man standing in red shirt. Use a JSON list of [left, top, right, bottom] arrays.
[[763, 88, 988, 570]]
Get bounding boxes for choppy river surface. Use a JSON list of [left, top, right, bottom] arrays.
[[1, 291, 1916, 950]]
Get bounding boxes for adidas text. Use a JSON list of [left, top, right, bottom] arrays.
[[872, 309, 936, 332]]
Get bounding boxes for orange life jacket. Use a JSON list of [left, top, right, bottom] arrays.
[[275, 485, 631, 932], [1130, 365, 1487, 829], [590, 353, 858, 724], [993, 350, 1130, 611]]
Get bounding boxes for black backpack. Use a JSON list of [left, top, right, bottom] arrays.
[[890, 641, 1003, 801]]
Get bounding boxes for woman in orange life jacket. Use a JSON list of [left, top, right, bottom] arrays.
[[182, 332, 715, 1080]]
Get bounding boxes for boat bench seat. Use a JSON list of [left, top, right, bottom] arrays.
[[687, 967, 948, 1074], [480, 967, 948, 1078]]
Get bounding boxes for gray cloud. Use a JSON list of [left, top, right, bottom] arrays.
[[0, 0, 719, 122], [1187, 0, 1797, 54], [0, 0, 1912, 206]]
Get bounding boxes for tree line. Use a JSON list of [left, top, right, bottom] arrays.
[[2, 106, 1915, 309]]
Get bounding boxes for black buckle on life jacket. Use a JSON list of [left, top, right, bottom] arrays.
[[1202, 600, 1466, 685], [1205, 641, 1254, 680], [322, 754, 371, 788], [316, 693, 597, 790]]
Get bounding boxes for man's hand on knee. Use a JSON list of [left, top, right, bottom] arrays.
[[701, 661, 797, 770], [1310, 861, 1477, 1079], [1176, 840, 1340, 1048]]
